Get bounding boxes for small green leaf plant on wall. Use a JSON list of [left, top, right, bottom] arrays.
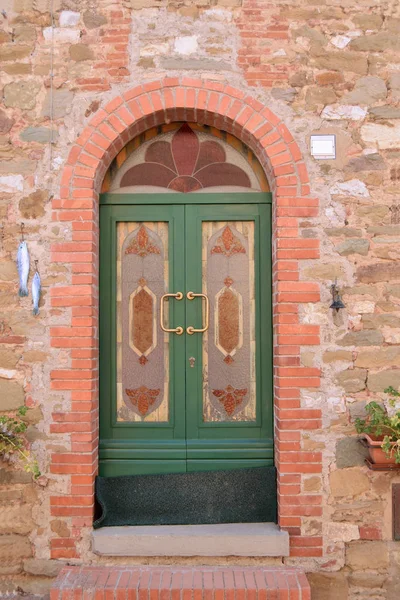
[[355, 387, 400, 464], [0, 406, 41, 479]]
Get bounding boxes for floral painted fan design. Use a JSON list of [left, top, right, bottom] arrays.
[[119, 124, 252, 192]]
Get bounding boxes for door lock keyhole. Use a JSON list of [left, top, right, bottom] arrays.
[[189, 357, 196, 368]]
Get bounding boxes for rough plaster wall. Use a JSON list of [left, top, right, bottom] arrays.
[[1, 0, 400, 597]]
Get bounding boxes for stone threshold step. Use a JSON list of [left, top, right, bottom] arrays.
[[92, 523, 289, 557], [51, 566, 311, 600]]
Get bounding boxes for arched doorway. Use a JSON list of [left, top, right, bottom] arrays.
[[51, 81, 321, 558], [98, 123, 275, 525]]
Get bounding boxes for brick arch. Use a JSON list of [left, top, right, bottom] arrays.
[[50, 79, 322, 561]]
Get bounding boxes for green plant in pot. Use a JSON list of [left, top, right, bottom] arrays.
[[355, 387, 400, 465], [0, 406, 41, 479]]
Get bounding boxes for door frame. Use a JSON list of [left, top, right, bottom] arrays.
[[99, 192, 273, 475], [50, 80, 322, 560]]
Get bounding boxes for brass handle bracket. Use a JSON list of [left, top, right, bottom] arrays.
[[160, 292, 184, 335], [186, 291, 209, 335]]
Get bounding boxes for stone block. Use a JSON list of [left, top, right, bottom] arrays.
[[0, 534, 32, 564], [0, 158, 36, 175], [289, 72, 308, 87], [305, 86, 336, 107], [41, 89, 74, 119], [313, 51, 368, 75], [19, 190, 47, 219], [353, 14, 383, 30], [326, 227, 362, 237], [303, 476, 321, 492], [20, 406, 43, 425], [345, 76, 387, 105], [325, 521, 360, 542], [307, 572, 348, 600], [2, 64, 32, 76], [13, 24, 36, 43], [0, 110, 15, 134], [131, 0, 166, 7], [361, 123, 400, 150], [0, 347, 21, 368], [20, 127, 58, 144], [323, 350, 353, 363], [25, 425, 47, 442], [174, 36, 199, 56], [350, 33, 400, 52], [69, 43, 94, 61], [356, 263, 400, 283], [348, 401, 367, 421], [23, 558, 66, 577], [43, 27, 80, 42], [346, 541, 389, 570], [217, 0, 242, 5], [0, 291, 18, 308], [51, 519, 70, 537], [330, 468, 369, 497], [0, 468, 32, 484], [355, 347, 400, 368], [336, 239, 369, 256], [92, 523, 290, 557], [23, 350, 48, 362], [3, 81, 41, 110], [303, 263, 343, 281], [368, 369, 400, 393], [345, 153, 386, 172], [369, 106, 400, 119], [362, 313, 399, 329], [271, 88, 297, 102], [83, 10, 107, 29], [356, 205, 389, 222], [0, 44, 33, 62], [59, 10, 80, 27], [349, 300, 375, 314], [0, 379, 25, 410], [389, 73, 400, 99], [0, 504, 34, 535], [0, 175, 24, 192], [336, 368, 367, 393], [348, 573, 386, 590], [160, 58, 232, 70], [330, 179, 369, 197], [322, 105, 367, 120], [339, 330, 383, 347], [336, 437, 369, 468], [0, 262, 18, 283]]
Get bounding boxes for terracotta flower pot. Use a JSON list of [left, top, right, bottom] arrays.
[[363, 434, 397, 465]]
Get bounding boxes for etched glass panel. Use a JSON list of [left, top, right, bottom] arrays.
[[202, 222, 256, 422], [117, 222, 169, 422]]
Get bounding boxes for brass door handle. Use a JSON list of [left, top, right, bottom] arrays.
[[160, 292, 184, 335], [186, 292, 209, 335]]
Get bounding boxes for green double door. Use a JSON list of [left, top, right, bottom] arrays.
[[99, 193, 273, 476]]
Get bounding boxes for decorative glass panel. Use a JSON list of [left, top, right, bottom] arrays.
[[202, 222, 256, 422], [116, 222, 169, 422], [102, 123, 270, 193]]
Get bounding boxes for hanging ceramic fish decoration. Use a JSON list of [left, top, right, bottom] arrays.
[[32, 262, 41, 316], [17, 240, 30, 297]]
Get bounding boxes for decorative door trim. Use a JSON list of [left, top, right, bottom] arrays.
[[50, 79, 322, 561]]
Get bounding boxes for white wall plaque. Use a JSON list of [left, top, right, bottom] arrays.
[[310, 134, 336, 160]]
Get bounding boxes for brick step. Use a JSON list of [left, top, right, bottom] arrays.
[[51, 566, 311, 600]]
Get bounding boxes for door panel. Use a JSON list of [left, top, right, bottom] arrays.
[[185, 204, 273, 469], [99, 194, 273, 477], [99, 205, 186, 476]]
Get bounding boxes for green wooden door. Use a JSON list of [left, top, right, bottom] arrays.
[[99, 193, 273, 476]]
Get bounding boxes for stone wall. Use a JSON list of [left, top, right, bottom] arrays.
[[1, 0, 400, 597]]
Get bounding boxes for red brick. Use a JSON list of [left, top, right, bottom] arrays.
[[50, 567, 311, 600]]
